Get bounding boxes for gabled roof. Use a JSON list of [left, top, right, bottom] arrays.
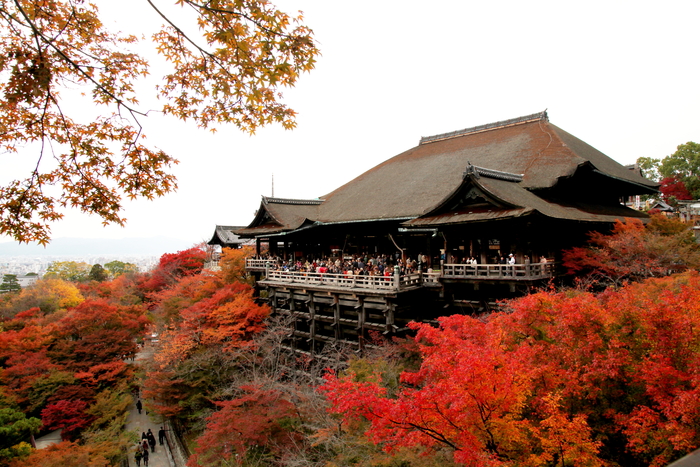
[[405, 165, 648, 227], [208, 225, 246, 246], [316, 111, 656, 224], [235, 197, 322, 236]]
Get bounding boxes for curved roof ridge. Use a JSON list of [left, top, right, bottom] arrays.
[[420, 110, 548, 145], [465, 162, 524, 182], [263, 196, 324, 206]]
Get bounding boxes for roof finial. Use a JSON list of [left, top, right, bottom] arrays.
[[463, 162, 479, 179]]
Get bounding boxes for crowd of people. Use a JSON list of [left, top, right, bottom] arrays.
[[252, 252, 551, 277], [254, 253, 430, 277], [133, 425, 166, 466]]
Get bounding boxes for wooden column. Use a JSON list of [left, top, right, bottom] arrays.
[[307, 293, 316, 354], [333, 295, 341, 341], [384, 300, 395, 335], [356, 297, 365, 352]]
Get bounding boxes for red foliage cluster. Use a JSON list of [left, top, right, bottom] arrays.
[[0, 298, 148, 440], [321, 272, 700, 466], [143, 272, 270, 419], [188, 385, 304, 466], [562, 215, 700, 287], [138, 247, 207, 293], [660, 176, 693, 202]]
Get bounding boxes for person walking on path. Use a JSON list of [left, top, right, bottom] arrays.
[[135, 449, 142, 467], [142, 447, 149, 467], [158, 427, 166, 445], [125, 344, 176, 467], [147, 429, 156, 453], [136, 399, 143, 414]]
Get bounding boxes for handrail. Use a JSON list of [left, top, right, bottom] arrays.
[[246, 258, 273, 270], [263, 269, 406, 291], [442, 262, 555, 279], [246, 259, 555, 291]]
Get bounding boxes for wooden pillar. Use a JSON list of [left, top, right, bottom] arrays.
[[384, 301, 395, 335], [270, 288, 278, 310], [307, 293, 316, 355], [356, 298, 365, 352], [333, 295, 341, 341]]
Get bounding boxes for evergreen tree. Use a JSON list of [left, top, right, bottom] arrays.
[[0, 274, 21, 293]]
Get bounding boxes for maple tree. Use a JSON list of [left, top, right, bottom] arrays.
[[322, 272, 700, 466], [41, 399, 94, 441], [562, 214, 700, 288], [0, 278, 83, 318], [46, 298, 144, 369], [0, 0, 319, 245], [156, 280, 269, 363], [143, 271, 269, 421], [659, 142, 700, 199], [138, 246, 208, 293], [189, 385, 304, 466], [660, 176, 693, 204], [8, 441, 110, 467], [218, 245, 256, 285], [0, 267, 153, 464]]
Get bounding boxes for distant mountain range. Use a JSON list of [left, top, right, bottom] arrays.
[[0, 236, 196, 257]]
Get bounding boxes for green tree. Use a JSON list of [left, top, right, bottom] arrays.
[[0, 391, 42, 465], [44, 261, 91, 282], [636, 156, 661, 181], [0, 0, 319, 245], [87, 264, 108, 283], [0, 275, 21, 294], [103, 261, 138, 278], [659, 142, 700, 199]]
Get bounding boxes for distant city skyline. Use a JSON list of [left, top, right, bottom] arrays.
[[1, 0, 698, 245], [0, 236, 194, 258]]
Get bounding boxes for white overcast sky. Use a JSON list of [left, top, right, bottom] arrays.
[[2, 0, 699, 246]]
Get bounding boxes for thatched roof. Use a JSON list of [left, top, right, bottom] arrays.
[[236, 112, 657, 237]]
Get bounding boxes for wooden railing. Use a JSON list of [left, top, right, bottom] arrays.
[[246, 259, 273, 270], [246, 259, 555, 291], [442, 262, 555, 279], [263, 269, 421, 291]]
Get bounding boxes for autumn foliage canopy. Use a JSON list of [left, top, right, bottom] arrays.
[[322, 271, 700, 467], [562, 214, 700, 287], [0, 0, 319, 244]]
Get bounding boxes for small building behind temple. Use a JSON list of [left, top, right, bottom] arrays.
[[207, 225, 248, 250], [222, 111, 659, 355], [205, 225, 250, 269]]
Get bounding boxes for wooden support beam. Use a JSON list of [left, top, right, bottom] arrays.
[[334, 294, 341, 340], [357, 298, 366, 352], [308, 292, 316, 354]]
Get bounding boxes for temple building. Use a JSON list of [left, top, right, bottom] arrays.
[[222, 111, 658, 355]]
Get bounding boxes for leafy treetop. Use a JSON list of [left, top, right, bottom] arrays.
[[0, 0, 319, 245], [637, 142, 700, 202]]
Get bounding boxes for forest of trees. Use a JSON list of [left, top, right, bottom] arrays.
[[2, 215, 700, 466]]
